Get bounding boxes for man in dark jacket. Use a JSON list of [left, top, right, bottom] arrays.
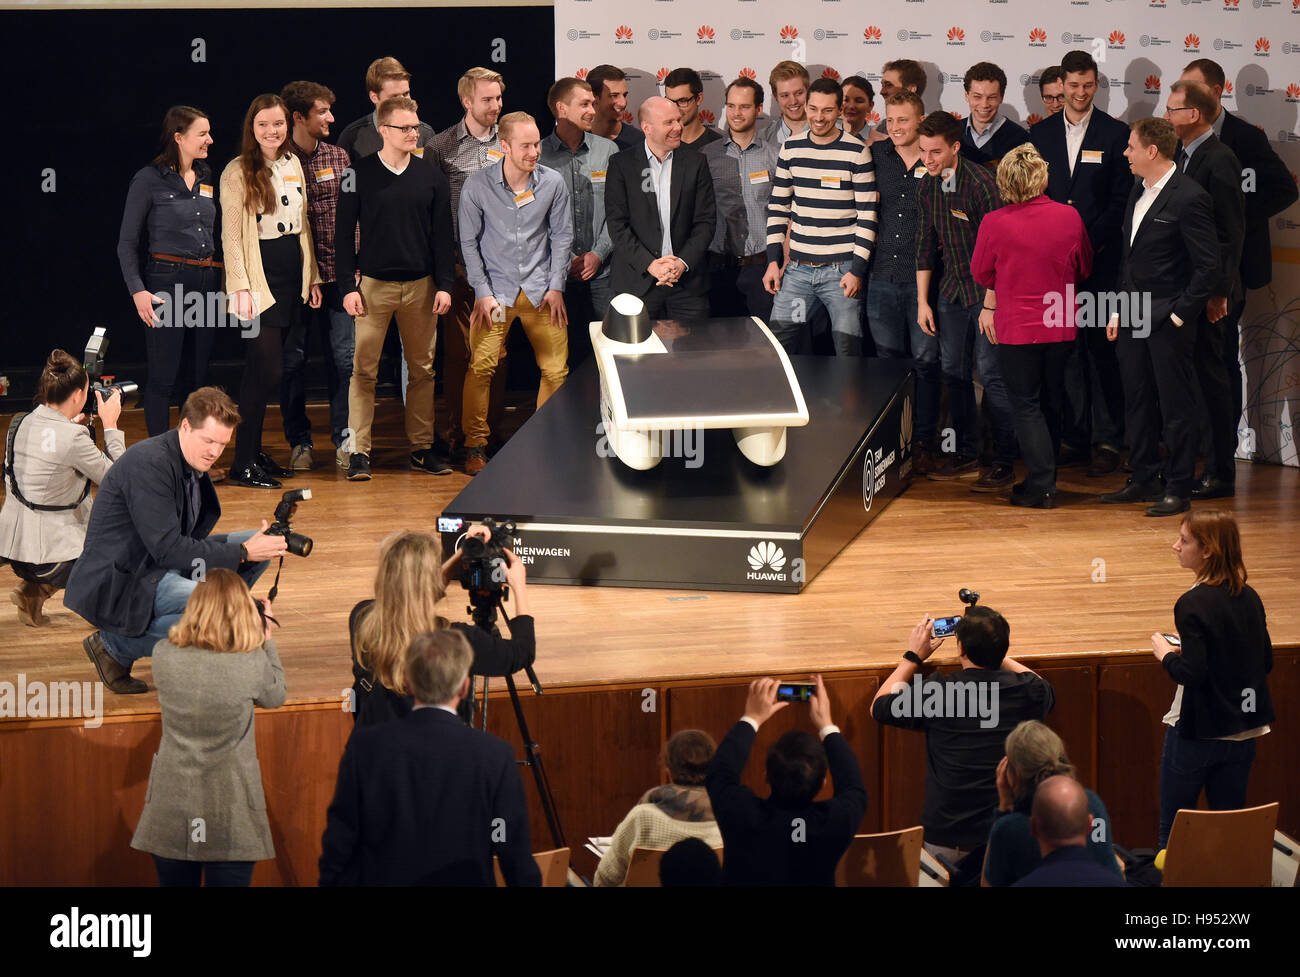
[[319, 629, 541, 886], [706, 674, 867, 885], [1014, 777, 1128, 887], [65, 387, 285, 693]]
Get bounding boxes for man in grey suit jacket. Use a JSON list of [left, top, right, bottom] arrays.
[[320, 630, 542, 886], [1, 374, 124, 626], [64, 387, 288, 693]]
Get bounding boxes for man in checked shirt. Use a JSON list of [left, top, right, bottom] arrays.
[[429, 67, 509, 465], [914, 110, 1017, 492]]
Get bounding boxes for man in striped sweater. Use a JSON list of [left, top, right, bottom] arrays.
[[762, 78, 878, 356]]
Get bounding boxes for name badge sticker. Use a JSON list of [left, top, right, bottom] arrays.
[[514, 190, 536, 207], [590, 170, 607, 184], [283, 171, 300, 182], [314, 167, 336, 183], [749, 170, 770, 185], [913, 167, 926, 179], [951, 209, 970, 222], [487, 148, 505, 160], [1081, 150, 1103, 164], [411, 147, 425, 158], [198, 184, 213, 198], [820, 175, 841, 188]]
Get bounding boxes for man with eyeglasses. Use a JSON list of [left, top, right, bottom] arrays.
[[336, 97, 455, 482], [1164, 80, 1245, 501], [664, 67, 722, 151], [1038, 67, 1066, 118]]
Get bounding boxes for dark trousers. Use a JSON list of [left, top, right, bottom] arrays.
[[642, 283, 710, 321], [1158, 726, 1257, 848], [9, 559, 75, 590], [234, 237, 300, 470], [1062, 321, 1125, 452], [1195, 307, 1241, 482], [708, 255, 775, 323], [1116, 315, 1199, 498], [936, 298, 1017, 465], [562, 274, 611, 369], [999, 341, 1070, 494], [281, 281, 355, 450], [152, 855, 255, 887], [141, 260, 220, 437]]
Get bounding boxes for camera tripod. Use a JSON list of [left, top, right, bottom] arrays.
[[468, 590, 565, 851]]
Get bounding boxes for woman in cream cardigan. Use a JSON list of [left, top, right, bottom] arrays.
[[221, 93, 321, 489], [131, 568, 285, 886]]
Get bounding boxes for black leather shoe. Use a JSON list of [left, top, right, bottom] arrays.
[[1010, 489, 1056, 509], [256, 452, 295, 479], [228, 463, 282, 489], [1100, 478, 1165, 504], [971, 463, 1015, 493], [1191, 475, 1235, 500], [1086, 446, 1121, 477], [1057, 444, 1089, 468], [83, 632, 148, 694], [1146, 494, 1191, 517]]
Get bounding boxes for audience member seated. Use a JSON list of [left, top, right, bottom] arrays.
[[871, 608, 1055, 865], [1012, 776, 1129, 887], [660, 837, 723, 887], [130, 569, 285, 887], [349, 525, 534, 726], [594, 729, 722, 886], [1, 350, 125, 626], [706, 675, 867, 885], [983, 720, 1121, 886], [319, 629, 541, 886]]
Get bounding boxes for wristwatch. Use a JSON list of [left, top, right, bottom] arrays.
[[903, 650, 924, 666]]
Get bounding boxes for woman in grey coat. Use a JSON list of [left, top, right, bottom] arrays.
[[0, 349, 124, 625], [131, 568, 285, 886]]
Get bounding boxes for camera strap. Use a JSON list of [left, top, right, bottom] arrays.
[[266, 555, 284, 603], [4, 413, 93, 513]]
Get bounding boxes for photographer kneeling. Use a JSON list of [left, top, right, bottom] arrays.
[[349, 526, 535, 727], [65, 387, 288, 694], [1, 351, 126, 626]]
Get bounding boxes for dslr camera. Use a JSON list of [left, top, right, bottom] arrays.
[[267, 489, 313, 557], [82, 327, 138, 416]]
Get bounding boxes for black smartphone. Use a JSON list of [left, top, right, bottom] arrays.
[[1162, 633, 1181, 647], [932, 615, 962, 638], [776, 682, 815, 703]]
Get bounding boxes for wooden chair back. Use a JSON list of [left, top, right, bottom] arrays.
[[1162, 803, 1278, 886]]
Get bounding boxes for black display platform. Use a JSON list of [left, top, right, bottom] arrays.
[[439, 355, 915, 593]]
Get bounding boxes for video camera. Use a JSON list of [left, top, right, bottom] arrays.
[[268, 489, 313, 557], [83, 327, 138, 416], [457, 516, 517, 602]]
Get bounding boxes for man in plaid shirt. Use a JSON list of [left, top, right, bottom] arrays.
[[281, 81, 355, 471], [915, 110, 1017, 491]]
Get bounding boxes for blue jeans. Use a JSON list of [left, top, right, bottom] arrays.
[[153, 855, 255, 887], [936, 298, 1018, 464], [1158, 726, 1257, 848], [868, 279, 940, 447], [100, 531, 268, 667], [282, 282, 355, 449], [769, 261, 863, 355]]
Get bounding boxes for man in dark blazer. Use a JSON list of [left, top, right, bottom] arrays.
[[1030, 50, 1134, 475], [65, 388, 285, 693], [319, 630, 541, 886], [1166, 80, 1246, 499], [1102, 118, 1219, 517], [1182, 58, 1300, 445], [605, 95, 716, 320], [705, 675, 866, 886], [1013, 777, 1128, 887]]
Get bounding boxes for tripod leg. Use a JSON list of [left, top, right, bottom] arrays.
[[505, 672, 565, 849]]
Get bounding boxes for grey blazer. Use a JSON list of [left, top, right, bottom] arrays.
[[131, 638, 286, 862], [0, 405, 125, 564]]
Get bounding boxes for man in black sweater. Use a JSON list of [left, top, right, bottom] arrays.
[[706, 675, 867, 885], [336, 96, 455, 482], [959, 61, 1031, 170]]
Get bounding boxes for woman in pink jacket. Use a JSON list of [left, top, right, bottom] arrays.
[[971, 144, 1092, 508]]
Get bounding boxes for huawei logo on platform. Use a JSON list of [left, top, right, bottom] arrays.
[[1256, 37, 1271, 55], [697, 25, 715, 42], [739, 67, 757, 79], [748, 542, 786, 572], [780, 25, 799, 40], [864, 26, 883, 42], [1108, 30, 1126, 47], [1185, 34, 1200, 51], [1028, 28, 1047, 45], [1027, 112, 1044, 125], [656, 67, 670, 83], [947, 26, 965, 43], [700, 109, 716, 125], [822, 67, 841, 81], [614, 25, 632, 42]]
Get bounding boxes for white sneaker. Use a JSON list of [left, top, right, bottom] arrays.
[[336, 446, 349, 468]]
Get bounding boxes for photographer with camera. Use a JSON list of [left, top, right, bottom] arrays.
[[1, 351, 126, 626], [349, 525, 534, 727], [65, 387, 288, 694]]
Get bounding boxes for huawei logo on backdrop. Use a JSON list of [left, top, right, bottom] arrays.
[[1109, 30, 1126, 47], [1029, 28, 1047, 45], [621, 111, 633, 124], [656, 67, 670, 83], [864, 26, 883, 42], [1224, 0, 1240, 7], [1224, 81, 1234, 95], [615, 25, 632, 41], [1286, 83, 1300, 101], [822, 67, 841, 80], [1185, 34, 1200, 50], [697, 25, 715, 42], [1027, 112, 1044, 125], [1256, 37, 1270, 54], [781, 25, 799, 40], [739, 67, 757, 79], [700, 109, 716, 125], [575, 68, 588, 79], [868, 111, 881, 123], [1145, 75, 1161, 92], [950, 110, 964, 119], [948, 26, 965, 42]]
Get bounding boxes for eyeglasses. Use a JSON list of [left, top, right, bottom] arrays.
[[1041, 95, 1066, 104], [382, 124, 421, 134], [668, 95, 699, 109], [1164, 106, 1197, 114]]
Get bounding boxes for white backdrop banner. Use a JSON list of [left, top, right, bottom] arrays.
[[556, 0, 1299, 465]]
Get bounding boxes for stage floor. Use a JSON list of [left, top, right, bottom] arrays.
[[2, 399, 1297, 720]]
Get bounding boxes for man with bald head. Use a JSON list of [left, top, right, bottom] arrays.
[[605, 95, 717, 319], [1014, 776, 1127, 886]]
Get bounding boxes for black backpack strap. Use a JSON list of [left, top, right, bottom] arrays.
[[4, 412, 93, 513]]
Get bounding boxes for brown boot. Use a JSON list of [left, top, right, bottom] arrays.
[[10, 581, 50, 627], [83, 631, 148, 694]]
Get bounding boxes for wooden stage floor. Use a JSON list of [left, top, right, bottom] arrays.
[[2, 400, 1297, 720]]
